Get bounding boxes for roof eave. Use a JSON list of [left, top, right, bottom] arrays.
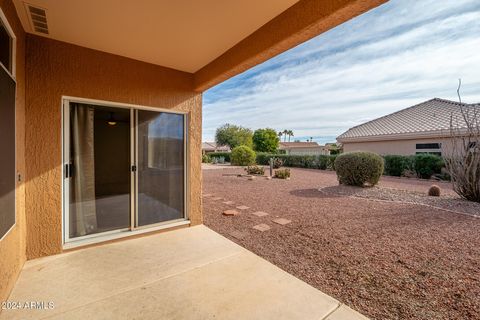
[[337, 128, 470, 143]]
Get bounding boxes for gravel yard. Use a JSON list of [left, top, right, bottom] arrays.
[[202, 167, 480, 320]]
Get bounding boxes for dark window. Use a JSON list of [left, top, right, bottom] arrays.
[[0, 62, 16, 239], [0, 20, 12, 73], [416, 143, 441, 149]]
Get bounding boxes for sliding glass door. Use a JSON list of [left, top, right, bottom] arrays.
[[63, 100, 186, 243], [137, 111, 185, 226]]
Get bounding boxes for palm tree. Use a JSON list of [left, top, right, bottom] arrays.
[[278, 131, 283, 141], [287, 130, 294, 142], [283, 129, 288, 142]]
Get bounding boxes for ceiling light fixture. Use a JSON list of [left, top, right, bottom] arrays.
[[107, 112, 117, 126]]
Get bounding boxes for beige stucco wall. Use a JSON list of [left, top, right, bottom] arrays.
[[0, 0, 26, 304], [24, 35, 202, 259], [342, 137, 456, 155]]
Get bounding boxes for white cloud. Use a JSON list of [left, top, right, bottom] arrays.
[[203, 0, 480, 143]]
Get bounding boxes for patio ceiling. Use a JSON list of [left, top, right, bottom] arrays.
[[12, 0, 299, 73]]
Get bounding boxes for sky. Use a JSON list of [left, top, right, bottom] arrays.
[[202, 0, 480, 145]]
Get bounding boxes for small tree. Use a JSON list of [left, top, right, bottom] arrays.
[[231, 146, 256, 166], [444, 83, 480, 202], [215, 124, 253, 149], [253, 128, 279, 153]]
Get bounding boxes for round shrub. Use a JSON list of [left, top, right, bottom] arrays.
[[428, 185, 441, 197], [414, 154, 444, 179], [383, 155, 412, 177], [231, 145, 256, 166], [334, 151, 384, 187]]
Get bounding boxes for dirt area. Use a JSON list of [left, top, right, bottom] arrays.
[[202, 167, 480, 320]]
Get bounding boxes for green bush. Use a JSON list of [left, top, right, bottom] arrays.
[[209, 152, 231, 162], [328, 154, 338, 170], [383, 155, 415, 176], [334, 151, 384, 187], [202, 154, 211, 163], [231, 146, 256, 166], [256, 153, 337, 170], [317, 155, 337, 170], [252, 128, 279, 153], [274, 168, 290, 179], [245, 165, 265, 175], [413, 154, 444, 179], [271, 157, 283, 169], [211, 156, 225, 164]]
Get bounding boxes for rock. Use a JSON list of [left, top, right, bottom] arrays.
[[223, 210, 239, 216]]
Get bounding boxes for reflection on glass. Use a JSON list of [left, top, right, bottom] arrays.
[[137, 111, 185, 226], [69, 104, 131, 238]]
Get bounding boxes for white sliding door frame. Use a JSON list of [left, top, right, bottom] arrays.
[[61, 96, 189, 248]]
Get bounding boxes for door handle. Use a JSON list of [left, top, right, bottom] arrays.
[[65, 163, 74, 178]]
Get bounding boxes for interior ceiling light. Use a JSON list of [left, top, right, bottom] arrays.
[[107, 112, 117, 126]]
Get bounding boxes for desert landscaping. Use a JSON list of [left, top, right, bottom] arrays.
[[202, 166, 480, 320]]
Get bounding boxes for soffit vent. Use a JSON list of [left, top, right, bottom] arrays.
[[25, 3, 49, 35]]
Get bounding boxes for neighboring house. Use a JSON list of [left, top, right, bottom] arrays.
[[325, 142, 342, 154], [279, 142, 330, 155], [202, 142, 230, 154], [337, 98, 480, 156], [0, 0, 385, 307]]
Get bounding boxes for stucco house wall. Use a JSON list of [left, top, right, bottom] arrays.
[[24, 35, 203, 259], [0, 0, 26, 304], [286, 147, 329, 155], [342, 137, 456, 155]]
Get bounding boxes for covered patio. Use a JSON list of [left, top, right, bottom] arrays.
[[0, 226, 365, 319]]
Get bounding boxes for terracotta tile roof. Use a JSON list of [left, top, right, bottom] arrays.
[[202, 142, 230, 151], [337, 98, 480, 142]]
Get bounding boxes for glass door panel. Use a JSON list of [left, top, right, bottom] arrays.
[[137, 110, 185, 226], [67, 103, 131, 239]]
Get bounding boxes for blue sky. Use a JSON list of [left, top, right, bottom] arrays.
[[203, 0, 480, 144]]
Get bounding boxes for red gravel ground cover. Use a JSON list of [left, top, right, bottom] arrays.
[[202, 167, 480, 320]]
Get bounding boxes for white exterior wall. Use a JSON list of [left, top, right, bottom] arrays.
[[286, 148, 329, 156]]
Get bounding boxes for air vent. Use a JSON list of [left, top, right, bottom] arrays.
[[25, 3, 49, 34]]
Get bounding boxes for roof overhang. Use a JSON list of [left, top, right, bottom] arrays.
[[13, 0, 387, 91], [337, 129, 471, 143]]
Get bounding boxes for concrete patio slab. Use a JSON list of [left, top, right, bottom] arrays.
[[253, 224, 271, 232], [272, 218, 292, 225], [325, 305, 369, 320], [251, 211, 269, 217], [0, 226, 365, 320]]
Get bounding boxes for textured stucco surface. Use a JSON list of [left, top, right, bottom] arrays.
[[0, 0, 26, 304], [25, 35, 202, 259], [342, 137, 455, 156], [194, 0, 387, 91]]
